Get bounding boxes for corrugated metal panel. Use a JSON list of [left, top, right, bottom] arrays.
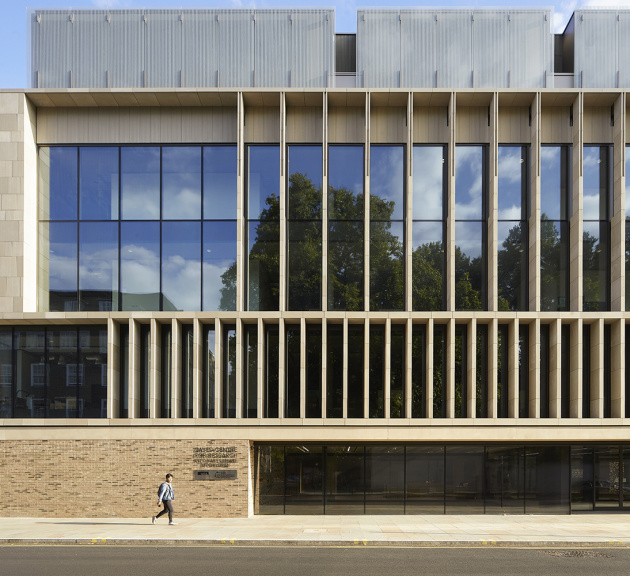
[[291, 11, 335, 88], [575, 10, 617, 88], [254, 11, 291, 87], [357, 10, 400, 88], [73, 11, 109, 88], [509, 11, 551, 88], [37, 11, 73, 88], [145, 11, 181, 88], [401, 11, 436, 88], [217, 10, 254, 88], [436, 11, 472, 89], [181, 10, 218, 88], [108, 11, 145, 89], [619, 13, 630, 87], [473, 11, 508, 88], [29, 11, 40, 88]]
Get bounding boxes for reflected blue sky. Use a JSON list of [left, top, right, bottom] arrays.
[[498, 146, 524, 221], [413, 146, 443, 221], [248, 146, 280, 220], [455, 221, 483, 259], [412, 221, 443, 249], [79, 222, 118, 291], [370, 146, 404, 220], [162, 222, 201, 311], [121, 147, 160, 220], [582, 146, 608, 221], [329, 145, 363, 198], [203, 221, 237, 311], [455, 146, 483, 221], [540, 146, 565, 220], [120, 222, 160, 309], [80, 147, 118, 220], [288, 146, 323, 189], [163, 147, 201, 220], [48, 147, 77, 220], [47, 222, 77, 291], [204, 146, 238, 220]]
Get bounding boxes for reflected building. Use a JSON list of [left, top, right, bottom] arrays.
[[2, 7, 630, 517]]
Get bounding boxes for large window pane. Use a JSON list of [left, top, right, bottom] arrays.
[[247, 146, 280, 311], [79, 327, 108, 418], [244, 325, 258, 418], [347, 325, 364, 419], [328, 146, 364, 311], [406, 446, 444, 513], [286, 145, 322, 310], [325, 446, 364, 514], [162, 222, 201, 311], [121, 222, 160, 311], [13, 329, 46, 418], [203, 146, 237, 220], [411, 325, 426, 418], [485, 447, 524, 513], [413, 146, 444, 221], [265, 325, 279, 418], [45, 222, 78, 312], [285, 325, 300, 418], [370, 220, 404, 311], [287, 146, 322, 311], [455, 146, 485, 221], [256, 445, 285, 514], [121, 147, 160, 220], [540, 146, 569, 220], [326, 324, 343, 418], [455, 221, 485, 311], [365, 446, 404, 514], [285, 446, 324, 514], [445, 445, 484, 513], [43, 147, 78, 221], [412, 222, 444, 311], [79, 147, 119, 220], [203, 221, 237, 311], [79, 222, 118, 311], [524, 446, 570, 513], [390, 324, 405, 418], [47, 328, 79, 418], [305, 324, 322, 419], [162, 147, 201, 220], [369, 324, 384, 418]]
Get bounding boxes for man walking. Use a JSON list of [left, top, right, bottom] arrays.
[[152, 473, 176, 525]]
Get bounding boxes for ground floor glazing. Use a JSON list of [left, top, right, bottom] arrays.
[[255, 444, 630, 515]]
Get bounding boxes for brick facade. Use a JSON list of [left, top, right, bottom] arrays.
[[1, 439, 250, 518]]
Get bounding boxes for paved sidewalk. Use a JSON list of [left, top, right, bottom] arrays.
[[1, 514, 630, 547]]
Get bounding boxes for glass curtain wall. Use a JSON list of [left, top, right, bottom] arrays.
[[582, 145, 611, 311], [328, 146, 364, 311], [256, 444, 574, 515], [540, 146, 570, 311], [287, 146, 322, 311], [455, 146, 487, 311], [497, 145, 529, 311], [247, 146, 280, 311], [38, 145, 238, 313], [370, 146, 404, 310], [412, 146, 446, 311]]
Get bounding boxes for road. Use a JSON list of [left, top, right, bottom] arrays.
[[2, 546, 630, 576]]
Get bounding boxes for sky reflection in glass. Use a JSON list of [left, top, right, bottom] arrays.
[[162, 147, 201, 220], [48, 147, 78, 220], [328, 146, 363, 219], [79, 222, 118, 310], [48, 222, 77, 293], [413, 146, 443, 220], [121, 147, 160, 220], [204, 146, 237, 220], [583, 146, 609, 221], [498, 146, 525, 220], [162, 222, 201, 311], [540, 146, 567, 220], [79, 147, 119, 220], [203, 221, 237, 311], [248, 146, 280, 220], [455, 146, 484, 221], [120, 222, 160, 310], [370, 146, 404, 221]]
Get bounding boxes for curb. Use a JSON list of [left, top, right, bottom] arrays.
[[2, 539, 630, 548]]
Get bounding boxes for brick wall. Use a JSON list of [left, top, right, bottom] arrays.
[[1, 439, 250, 518]]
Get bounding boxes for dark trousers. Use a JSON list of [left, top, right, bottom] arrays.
[[156, 499, 173, 522]]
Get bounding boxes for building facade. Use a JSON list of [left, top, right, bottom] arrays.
[[1, 8, 630, 517]]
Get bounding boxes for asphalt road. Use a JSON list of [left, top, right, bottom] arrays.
[[2, 546, 630, 576]]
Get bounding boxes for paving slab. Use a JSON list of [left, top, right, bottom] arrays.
[[1, 515, 630, 547]]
